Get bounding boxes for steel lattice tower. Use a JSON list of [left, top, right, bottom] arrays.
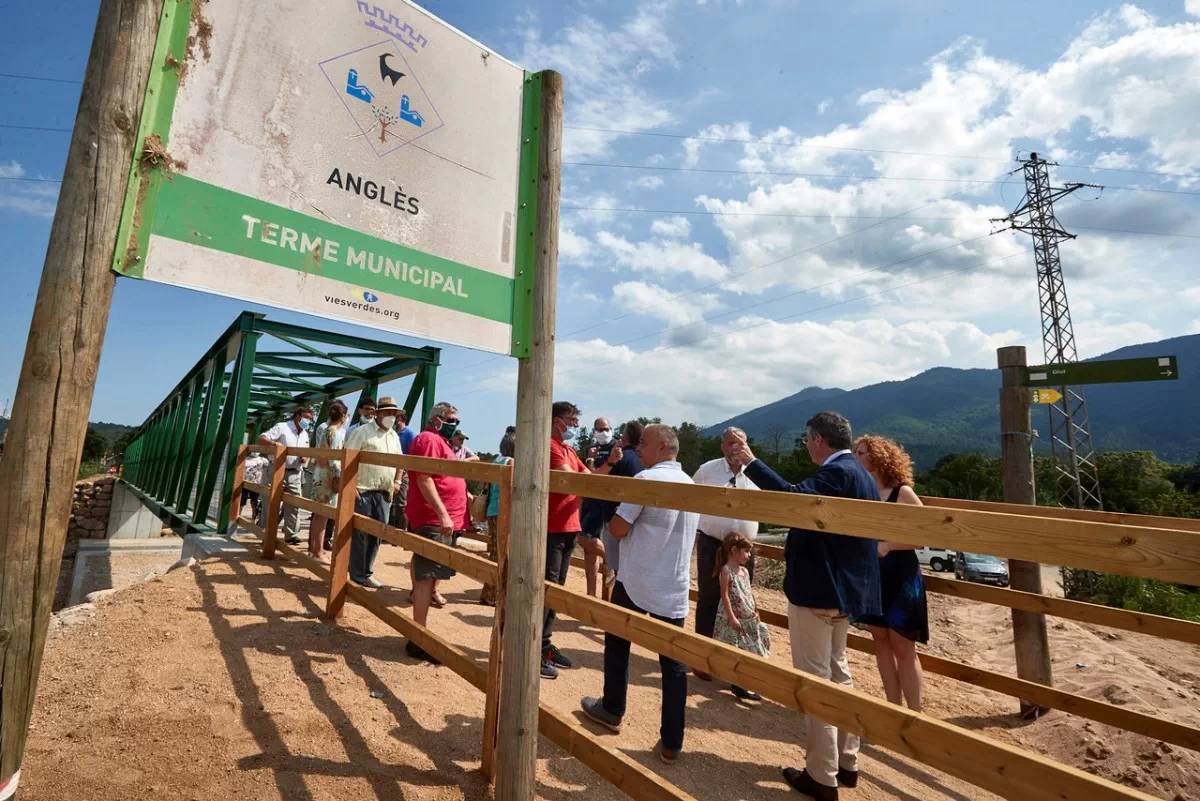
[[994, 153, 1103, 509]]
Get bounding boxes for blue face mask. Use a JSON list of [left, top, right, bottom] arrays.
[[299, 418, 312, 432]]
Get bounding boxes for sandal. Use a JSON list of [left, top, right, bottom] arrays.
[[431, 594, 448, 609]]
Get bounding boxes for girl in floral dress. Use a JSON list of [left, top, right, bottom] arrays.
[[714, 532, 771, 701]]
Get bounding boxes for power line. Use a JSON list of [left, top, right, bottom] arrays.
[[563, 125, 1199, 181], [567, 160, 1009, 185], [440, 172, 1011, 383], [0, 176, 63, 184], [0, 124, 72, 133], [0, 71, 80, 85], [452, 251, 1026, 398], [562, 205, 1200, 239], [566, 160, 1200, 197]]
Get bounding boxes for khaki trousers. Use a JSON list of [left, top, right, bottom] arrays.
[[788, 604, 860, 788]]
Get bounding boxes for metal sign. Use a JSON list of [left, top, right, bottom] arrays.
[[1022, 356, 1179, 387], [1030, 388, 1063, 404], [112, 0, 532, 356]]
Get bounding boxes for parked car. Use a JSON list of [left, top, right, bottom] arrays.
[[954, 552, 1010, 586], [916, 547, 956, 572]]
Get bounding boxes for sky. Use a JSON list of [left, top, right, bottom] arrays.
[[2, 0, 1200, 451]]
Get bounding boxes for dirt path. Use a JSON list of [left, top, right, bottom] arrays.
[[21, 542, 1200, 801]]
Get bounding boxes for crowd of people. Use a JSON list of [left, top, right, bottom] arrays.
[[248, 399, 928, 801]]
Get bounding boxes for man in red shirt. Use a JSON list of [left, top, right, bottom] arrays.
[[405, 400, 469, 664], [542, 400, 590, 679]]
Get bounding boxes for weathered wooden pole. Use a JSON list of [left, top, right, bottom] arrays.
[[998, 345, 1054, 716], [0, 0, 164, 795], [495, 70, 563, 801]]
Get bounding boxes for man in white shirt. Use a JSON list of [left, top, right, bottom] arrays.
[[258, 406, 313, 544], [691, 426, 760, 682], [581, 424, 699, 765]]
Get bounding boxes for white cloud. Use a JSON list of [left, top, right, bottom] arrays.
[[552, 317, 1020, 424], [1093, 150, 1136, 169], [596, 231, 727, 280], [559, 228, 591, 264], [610, 280, 722, 325], [1188, 0, 1200, 18], [817, 99, 831, 115], [519, 4, 677, 159], [0, 161, 59, 218], [631, 175, 665, 190], [649, 216, 692, 237]]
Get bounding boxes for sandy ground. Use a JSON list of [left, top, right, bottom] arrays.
[[21, 537, 1200, 801]]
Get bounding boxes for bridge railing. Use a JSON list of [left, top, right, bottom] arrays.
[[226, 443, 1199, 801]]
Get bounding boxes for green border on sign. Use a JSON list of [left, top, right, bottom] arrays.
[[110, 3, 540, 357], [111, 0, 192, 278], [509, 71, 542, 359]]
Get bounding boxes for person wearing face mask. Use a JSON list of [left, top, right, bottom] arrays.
[[259, 406, 313, 545], [580, 418, 644, 594], [403, 400, 469, 663], [541, 400, 589, 679], [343, 397, 404, 589], [346, 397, 377, 436]]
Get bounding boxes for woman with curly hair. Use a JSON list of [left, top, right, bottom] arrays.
[[852, 434, 927, 712]]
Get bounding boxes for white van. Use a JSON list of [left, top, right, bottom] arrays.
[[915, 547, 956, 572]]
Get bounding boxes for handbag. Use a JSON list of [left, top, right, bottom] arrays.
[[469, 490, 489, 523]]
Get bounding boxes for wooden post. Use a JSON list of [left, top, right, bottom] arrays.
[[325, 449, 360, 620], [495, 70, 563, 801], [262, 443, 287, 559], [228, 444, 248, 530], [998, 345, 1053, 715], [0, 0, 163, 793], [481, 463, 514, 780]]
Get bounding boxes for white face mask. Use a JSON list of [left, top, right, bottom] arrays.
[[380, 415, 396, 429], [593, 429, 613, 446]]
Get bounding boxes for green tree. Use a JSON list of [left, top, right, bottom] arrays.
[[82, 426, 108, 462]]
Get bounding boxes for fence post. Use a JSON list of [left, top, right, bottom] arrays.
[[998, 345, 1053, 716], [481, 463, 514, 780], [496, 69, 563, 801], [263, 443, 287, 559], [229, 444, 248, 531], [326, 448, 360, 620]]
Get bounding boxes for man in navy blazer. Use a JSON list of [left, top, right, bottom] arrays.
[[730, 411, 880, 801]]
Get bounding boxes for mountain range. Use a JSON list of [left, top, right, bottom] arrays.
[[707, 334, 1200, 467]]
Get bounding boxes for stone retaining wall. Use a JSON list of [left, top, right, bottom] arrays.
[[69, 476, 115, 539]]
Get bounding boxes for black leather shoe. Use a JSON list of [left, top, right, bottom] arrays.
[[837, 768, 858, 788], [782, 767, 838, 801]]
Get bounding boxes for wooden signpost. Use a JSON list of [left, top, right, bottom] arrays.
[[0, 2, 561, 799]]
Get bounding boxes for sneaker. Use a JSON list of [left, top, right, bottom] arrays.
[[580, 697, 622, 733], [540, 659, 559, 680], [782, 767, 838, 801], [836, 768, 858, 789], [285, 536, 302, 545], [731, 685, 762, 702], [656, 740, 680, 765], [352, 577, 384, 589], [545, 645, 573, 669], [405, 641, 440, 665]]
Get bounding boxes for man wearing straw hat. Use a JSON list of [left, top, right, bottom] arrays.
[[343, 396, 404, 590]]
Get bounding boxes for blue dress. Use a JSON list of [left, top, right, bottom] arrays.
[[854, 487, 929, 643]]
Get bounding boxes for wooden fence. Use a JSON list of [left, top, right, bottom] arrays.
[[226, 443, 1200, 801]]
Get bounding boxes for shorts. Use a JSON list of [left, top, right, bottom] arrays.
[[412, 524, 456, 581]]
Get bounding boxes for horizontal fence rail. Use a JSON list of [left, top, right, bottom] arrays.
[[922, 495, 1200, 535], [217, 443, 1200, 801], [551, 472, 1200, 585]]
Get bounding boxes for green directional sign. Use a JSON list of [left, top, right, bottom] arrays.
[[1022, 356, 1179, 387]]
